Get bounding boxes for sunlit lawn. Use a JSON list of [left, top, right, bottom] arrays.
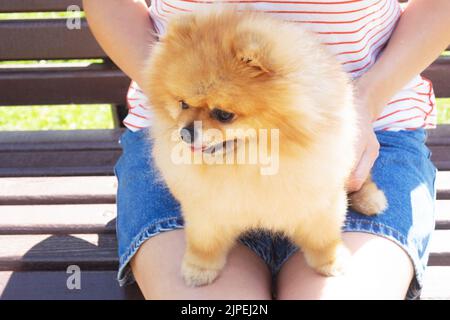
[[0, 99, 448, 131], [437, 98, 450, 124], [0, 105, 115, 130], [0, 11, 84, 20]]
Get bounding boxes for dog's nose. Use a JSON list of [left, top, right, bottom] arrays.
[[180, 123, 196, 144]]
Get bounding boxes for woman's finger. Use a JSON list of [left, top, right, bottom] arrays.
[[347, 142, 379, 192]]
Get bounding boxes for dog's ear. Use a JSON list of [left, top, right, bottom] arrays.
[[234, 33, 273, 76]]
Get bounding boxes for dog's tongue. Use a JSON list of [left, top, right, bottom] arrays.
[[190, 145, 207, 152]]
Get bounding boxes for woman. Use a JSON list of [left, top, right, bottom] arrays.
[[83, 0, 450, 299]]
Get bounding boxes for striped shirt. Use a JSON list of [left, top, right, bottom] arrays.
[[125, 0, 436, 132]]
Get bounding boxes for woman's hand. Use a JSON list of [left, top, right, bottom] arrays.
[[346, 81, 380, 193], [345, 0, 450, 192]]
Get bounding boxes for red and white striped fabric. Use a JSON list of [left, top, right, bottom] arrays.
[[125, 0, 436, 132]]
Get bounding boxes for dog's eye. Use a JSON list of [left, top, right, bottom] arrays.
[[211, 108, 235, 123], [180, 101, 190, 110]]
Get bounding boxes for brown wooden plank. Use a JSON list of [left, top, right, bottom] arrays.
[[0, 234, 118, 271], [0, 166, 117, 178], [0, 268, 447, 300], [0, 63, 130, 105], [0, 204, 116, 235], [427, 125, 450, 145], [0, 271, 143, 300], [428, 230, 450, 266], [0, 0, 152, 13], [0, 170, 448, 203], [0, 198, 445, 236], [427, 125, 450, 171], [0, 268, 444, 300], [0, 199, 445, 234], [0, 150, 121, 177], [429, 147, 450, 171], [0, 129, 123, 151], [423, 56, 450, 98], [0, 0, 151, 12], [0, 176, 117, 205], [0, 231, 446, 272], [421, 266, 450, 300], [0, 129, 124, 177], [0, 125, 446, 178], [436, 200, 450, 230], [0, 0, 82, 12], [436, 172, 450, 200], [0, 200, 446, 235], [0, 19, 106, 60]]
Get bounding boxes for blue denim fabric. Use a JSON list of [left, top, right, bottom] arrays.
[[114, 128, 437, 299]]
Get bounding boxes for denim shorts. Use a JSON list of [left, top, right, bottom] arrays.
[[114, 128, 437, 299]]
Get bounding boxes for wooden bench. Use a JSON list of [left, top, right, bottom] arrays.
[[0, 0, 143, 299], [0, 0, 449, 300]]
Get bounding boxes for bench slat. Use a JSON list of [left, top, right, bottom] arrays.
[[0, 127, 448, 177], [435, 200, 450, 230], [0, 271, 143, 300], [427, 125, 450, 145], [0, 171, 448, 205], [0, 200, 448, 235], [0, 176, 117, 205], [423, 56, 450, 98], [0, 166, 118, 178], [0, 234, 117, 271], [0, 60, 447, 105], [0, 151, 121, 176], [0, 19, 106, 60], [420, 266, 450, 300], [430, 147, 450, 171], [0, 204, 116, 235], [0, 0, 82, 13], [0, 129, 124, 151], [0, 0, 152, 13], [427, 125, 450, 171], [0, 23, 448, 104], [0, 64, 130, 105], [0, 230, 447, 270], [0, 129, 124, 177], [0, 268, 446, 300], [436, 172, 450, 200], [428, 230, 450, 266]]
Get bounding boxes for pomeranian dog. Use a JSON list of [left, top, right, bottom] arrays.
[[142, 8, 387, 286]]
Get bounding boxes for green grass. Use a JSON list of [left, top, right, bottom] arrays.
[[0, 105, 115, 131], [0, 12, 84, 20], [0, 100, 448, 131], [437, 98, 450, 124], [0, 59, 103, 67]]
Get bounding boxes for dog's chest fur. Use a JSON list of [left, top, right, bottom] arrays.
[[151, 136, 350, 234]]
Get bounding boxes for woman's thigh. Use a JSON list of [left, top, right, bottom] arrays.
[[131, 229, 272, 300], [276, 232, 413, 300]]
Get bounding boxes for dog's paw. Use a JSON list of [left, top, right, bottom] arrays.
[[306, 244, 351, 277], [350, 183, 388, 216], [181, 260, 221, 287]]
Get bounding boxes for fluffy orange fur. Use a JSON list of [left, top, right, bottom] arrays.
[[142, 8, 387, 286]]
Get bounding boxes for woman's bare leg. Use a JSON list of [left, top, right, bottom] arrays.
[[276, 232, 414, 300], [131, 229, 272, 299]]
